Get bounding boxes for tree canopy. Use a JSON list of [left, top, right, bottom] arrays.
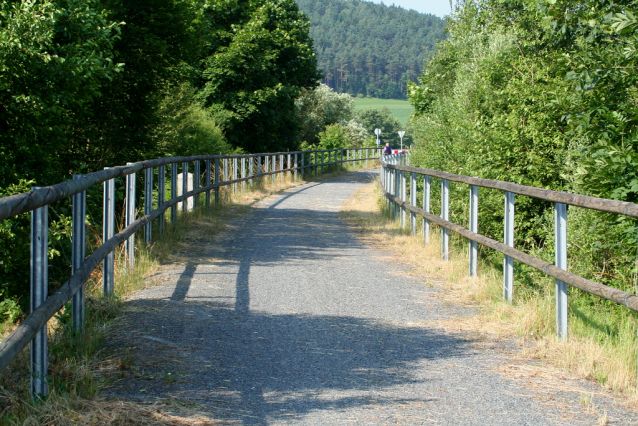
[[201, 0, 322, 152]]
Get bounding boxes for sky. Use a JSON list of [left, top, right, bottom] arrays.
[[367, 0, 453, 18]]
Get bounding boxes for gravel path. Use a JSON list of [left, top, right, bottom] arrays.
[[105, 170, 638, 425]]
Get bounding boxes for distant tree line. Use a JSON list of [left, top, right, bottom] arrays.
[[296, 0, 446, 99]]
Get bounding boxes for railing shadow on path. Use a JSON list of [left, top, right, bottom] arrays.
[[107, 170, 474, 425]]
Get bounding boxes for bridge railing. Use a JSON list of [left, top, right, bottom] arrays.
[[380, 154, 638, 339], [0, 147, 381, 397]]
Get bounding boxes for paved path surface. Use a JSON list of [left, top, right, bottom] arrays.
[[106, 170, 638, 425]]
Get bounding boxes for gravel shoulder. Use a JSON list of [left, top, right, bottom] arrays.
[[104, 170, 638, 425]]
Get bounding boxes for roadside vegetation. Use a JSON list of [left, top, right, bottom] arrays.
[[406, 0, 638, 398], [342, 182, 638, 407], [0, 0, 319, 326]]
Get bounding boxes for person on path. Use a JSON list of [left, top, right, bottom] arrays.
[[383, 142, 392, 155]]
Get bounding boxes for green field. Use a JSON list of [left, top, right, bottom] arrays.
[[353, 97, 414, 127]]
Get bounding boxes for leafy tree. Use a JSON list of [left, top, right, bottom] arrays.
[[0, 0, 231, 313], [0, 0, 122, 187], [318, 123, 349, 149], [63, 0, 205, 171], [295, 83, 354, 145], [151, 83, 235, 157], [342, 118, 370, 147], [200, 0, 322, 152], [356, 107, 404, 148]]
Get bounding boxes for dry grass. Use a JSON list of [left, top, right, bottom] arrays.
[[340, 181, 638, 409]]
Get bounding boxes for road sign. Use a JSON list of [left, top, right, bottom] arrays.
[[398, 131, 406, 150], [375, 128, 381, 146]]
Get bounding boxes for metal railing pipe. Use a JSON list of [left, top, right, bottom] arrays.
[[71, 175, 86, 333], [555, 203, 568, 339], [503, 191, 515, 301], [441, 179, 450, 261], [469, 185, 478, 277], [30, 200, 48, 397], [125, 163, 136, 271]]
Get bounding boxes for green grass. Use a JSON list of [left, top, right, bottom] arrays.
[[353, 97, 414, 127]]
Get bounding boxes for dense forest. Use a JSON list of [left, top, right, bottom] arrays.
[[296, 0, 446, 99], [409, 0, 638, 308]]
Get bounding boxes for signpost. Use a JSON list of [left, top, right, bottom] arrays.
[[398, 131, 406, 150], [374, 128, 382, 146]]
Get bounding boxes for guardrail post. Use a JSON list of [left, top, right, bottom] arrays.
[[301, 154, 305, 179], [103, 169, 115, 295], [469, 185, 479, 276], [158, 165, 166, 235], [182, 162, 189, 214], [241, 157, 246, 192], [214, 158, 220, 203], [171, 163, 177, 222], [504, 191, 515, 302], [249, 156, 254, 187], [223, 158, 229, 191], [194, 160, 200, 209], [72, 175, 86, 333], [394, 168, 400, 219], [410, 172, 417, 235], [423, 175, 431, 245], [257, 156, 263, 186], [280, 154, 285, 184], [125, 163, 136, 272], [359, 149, 363, 168], [401, 170, 407, 229], [555, 202, 568, 338], [294, 153, 298, 181], [287, 154, 291, 182], [30, 198, 48, 398], [388, 163, 394, 212], [389, 165, 393, 213], [233, 158, 238, 195], [441, 179, 449, 260], [144, 167, 153, 244], [347, 149, 350, 165], [366, 148, 369, 168], [321, 151, 325, 174], [272, 155, 277, 186], [205, 160, 211, 209], [264, 155, 269, 185]]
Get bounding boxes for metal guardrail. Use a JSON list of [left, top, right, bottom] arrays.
[[380, 154, 638, 339], [0, 147, 381, 397]]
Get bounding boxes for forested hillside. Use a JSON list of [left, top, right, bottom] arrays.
[[297, 0, 446, 99]]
